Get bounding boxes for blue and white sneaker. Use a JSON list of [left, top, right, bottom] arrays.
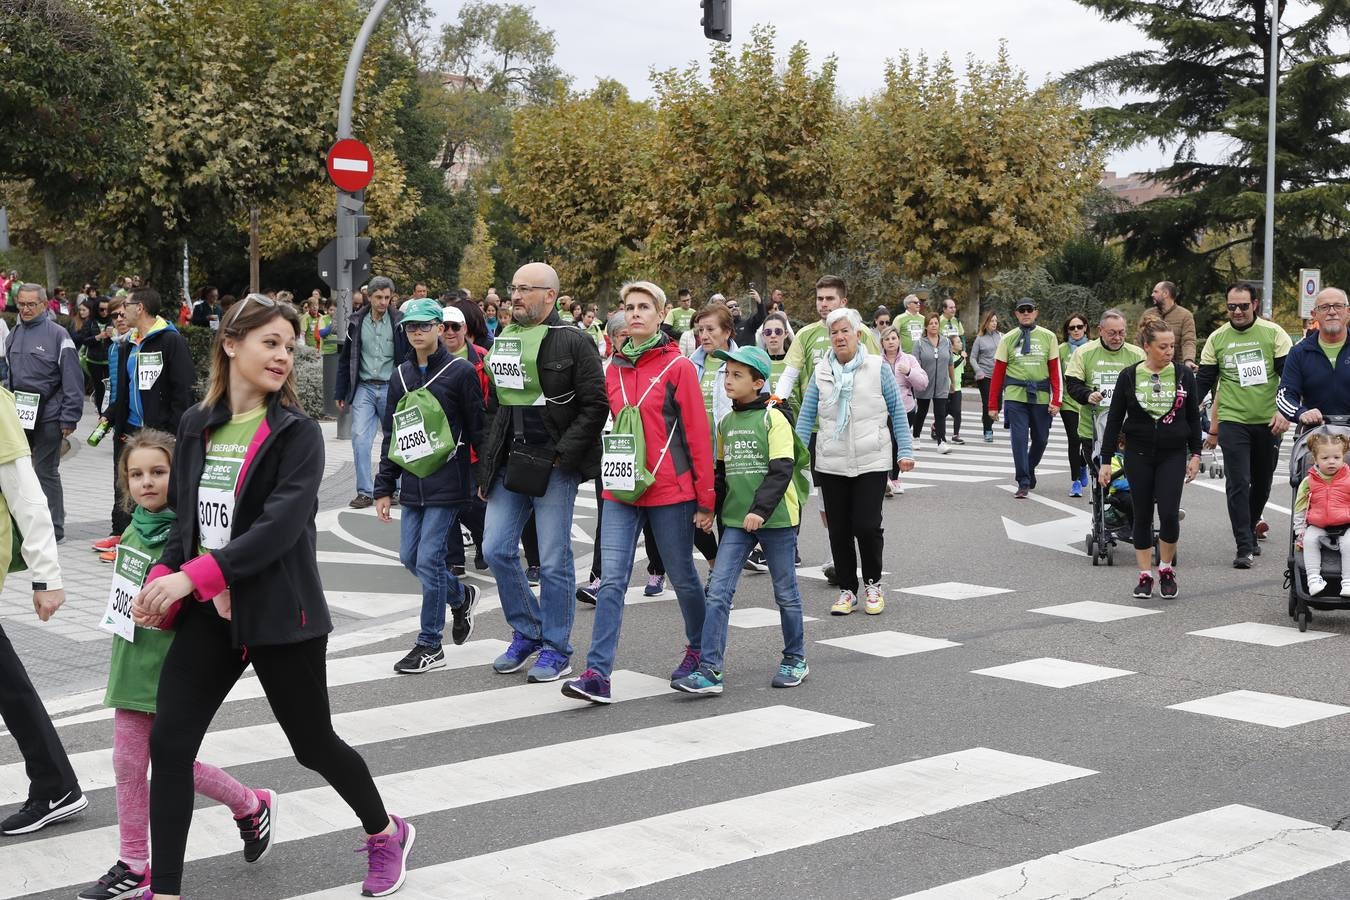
[[492, 630, 541, 674], [561, 668, 613, 704], [672, 663, 723, 695], [771, 656, 809, 688], [526, 648, 572, 683], [1069, 479, 1083, 498]]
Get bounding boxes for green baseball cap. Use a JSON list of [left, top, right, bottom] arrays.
[[713, 345, 772, 380], [400, 298, 444, 325]]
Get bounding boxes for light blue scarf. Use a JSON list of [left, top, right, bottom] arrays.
[[1068, 334, 1089, 351], [828, 345, 868, 439]]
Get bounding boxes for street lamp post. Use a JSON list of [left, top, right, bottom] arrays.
[[1261, 0, 1280, 319]]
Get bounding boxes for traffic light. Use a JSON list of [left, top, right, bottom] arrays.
[[701, 0, 730, 42]]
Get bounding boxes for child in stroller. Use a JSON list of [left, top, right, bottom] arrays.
[[1294, 432, 1350, 597], [1103, 441, 1133, 539]]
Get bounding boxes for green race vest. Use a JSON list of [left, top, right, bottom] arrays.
[[487, 324, 549, 406], [389, 361, 461, 478], [1066, 340, 1145, 438], [719, 406, 809, 529]]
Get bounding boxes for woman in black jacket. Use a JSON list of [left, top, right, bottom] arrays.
[[1099, 317, 1202, 601], [132, 296, 415, 899]]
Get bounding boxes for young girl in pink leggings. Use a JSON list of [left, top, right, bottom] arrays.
[[79, 430, 272, 900]]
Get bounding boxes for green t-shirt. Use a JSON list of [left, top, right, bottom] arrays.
[[452, 344, 470, 360], [197, 405, 266, 555], [665, 307, 695, 334], [939, 315, 965, 385], [995, 326, 1059, 404], [1135, 365, 1178, 419], [1065, 340, 1145, 438], [318, 313, 338, 356], [1320, 337, 1345, 369], [104, 520, 176, 713], [782, 319, 881, 404], [1199, 318, 1292, 424], [894, 313, 926, 353], [1059, 343, 1081, 415], [718, 406, 800, 528], [0, 388, 33, 584]]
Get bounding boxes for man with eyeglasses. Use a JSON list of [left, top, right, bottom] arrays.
[[1194, 284, 1292, 568], [988, 298, 1061, 499], [1278, 287, 1350, 428], [893, 295, 925, 354], [4, 284, 85, 542], [336, 275, 410, 509], [479, 263, 607, 683], [1065, 308, 1145, 450], [1150, 281, 1199, 370]]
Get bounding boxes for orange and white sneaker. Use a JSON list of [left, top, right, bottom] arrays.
[[830, 590, 858, 616], [98, 550, 116, 564], [863, 582, 885, 615], [91, 535, 120, 552]]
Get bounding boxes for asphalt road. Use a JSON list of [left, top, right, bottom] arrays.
[[7, 415, 1350, 900]]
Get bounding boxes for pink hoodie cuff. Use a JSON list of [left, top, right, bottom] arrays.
[[146, 564, 176, 584], [181, 553, 227, 602]]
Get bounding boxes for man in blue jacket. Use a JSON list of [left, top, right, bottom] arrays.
[[1277, 288, 1350, 426], [5, 285, 85, 542]]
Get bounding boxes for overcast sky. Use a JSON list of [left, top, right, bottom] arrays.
[[423, 0, 1277, 174]]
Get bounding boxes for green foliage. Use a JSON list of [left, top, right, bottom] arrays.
[[0, 0, 144, 207], [457, 214, 496, 297], [1068, 0, 1350, 314]]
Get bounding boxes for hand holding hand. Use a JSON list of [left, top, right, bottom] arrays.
[[135, 571, 194, 617], [693, 510, 715, 533]]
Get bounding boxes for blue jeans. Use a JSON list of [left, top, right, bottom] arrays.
[[701, 526, 804, 672], [400, 503, 466, 647], [585, 500, 705, 678], [350, 380, 388, 498], [1005, 399, 1052, 490], [483, 469, 581, 656]]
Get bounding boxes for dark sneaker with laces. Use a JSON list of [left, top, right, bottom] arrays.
[[672, 663, 723, 695], [576, 578, 600, 605], [493, 630, 541, 673], [772, 656, 809, 688], [743, 548, 768, 573], [561, 668, 613, 704], [643, 573, 665, 596], [670, 646, 702, 685], [0, 787, 88, 834], [450, 583, 479, 645], [235, 788, 276, 863], [78, 860, 149, 900], [393, 645, 446, 674], [359, 813, 415, 897], [823, 563, 838, 586], [349, 494, 374, 510], [527, 648, 572, 683], [1233, 553, 1254, 570], [1133, 573, 1154, 599], [526, 565, 541, 586], [1158, 568, 1178, 599]]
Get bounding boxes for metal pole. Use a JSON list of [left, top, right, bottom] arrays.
[[1261, 0, 1279, 319], [333, 0, 391, 440], [182, 240, 190, 310]]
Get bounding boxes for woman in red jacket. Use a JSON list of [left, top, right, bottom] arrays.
[[562, 281, 716, 704]]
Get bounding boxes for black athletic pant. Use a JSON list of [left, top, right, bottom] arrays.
[[150, 606, 387, 894], [446, 497, 485, 568], [945, 387, 963, 435], [815, 470, 888, 592], [1218, 421, 1282, 555], [1059, 409, 1091, 479], [1122, 446, 1188, 551], [0, 622, 79, 800], [977, 378, 994, 432], [912, 397, 948, 444], [88, 362, 108, 414]]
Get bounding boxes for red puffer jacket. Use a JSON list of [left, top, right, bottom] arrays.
[[1306, 464, 1350, 529], [603, 337, 715, 510]]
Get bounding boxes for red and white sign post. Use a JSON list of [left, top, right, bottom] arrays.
[[326, 139, 374, 193]]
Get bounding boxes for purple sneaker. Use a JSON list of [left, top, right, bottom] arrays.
[[492, 630, 541, 674], [643, 573, 665, 596], [670, 646, 701, 685], [561, 668, 613, 704], [359, 814, 415, 897]]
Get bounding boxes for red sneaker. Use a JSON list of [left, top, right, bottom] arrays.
[[91, 535, 121, 552]]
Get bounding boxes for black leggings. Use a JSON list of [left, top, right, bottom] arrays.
[[912, 397, 948, 443], [945, 387, 962, 435], [815, 470, 887, 592], [1059, 409, 1091, 477], [149, 606, 387, 894], [976, 378, 994, 432], [1122, 446, 1187, 551]]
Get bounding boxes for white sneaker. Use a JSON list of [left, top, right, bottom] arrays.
[[890, 478, 905, 495], [885, 480, 894, 498], [937, 442, 951, 454], [1341, 580, 1350, 598], [1307, 574, 1328, 595], [911, 438, 922, 451]]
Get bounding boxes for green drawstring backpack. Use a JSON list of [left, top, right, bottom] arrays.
[[389, 359, 462, 478], [602, 356, 684, 504]]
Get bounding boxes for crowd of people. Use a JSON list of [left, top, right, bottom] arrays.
[[0, 260, 1347, 899]]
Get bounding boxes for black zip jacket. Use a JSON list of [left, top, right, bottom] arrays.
[[78, 316, 114, 364], [111, 326, 196, 436], [373, 346, 485, 505], [1099, 362, 1203, 459], [480, 311, 608, 486], [158, 398, 332, 648], [335, 306, 410, 404]]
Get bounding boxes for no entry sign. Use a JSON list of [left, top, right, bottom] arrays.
[[326, 139, 374, 192]]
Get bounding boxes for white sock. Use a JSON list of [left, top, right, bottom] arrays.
[[1139, 570, 1152, 579], [1158, 563, 1174, 574]]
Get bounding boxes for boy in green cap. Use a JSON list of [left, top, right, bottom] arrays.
[[673, 345, 809, 694]]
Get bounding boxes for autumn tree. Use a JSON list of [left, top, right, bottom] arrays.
[[502, 79, 655, 304], [1069, 0, 1350, 312], [841, 47, 1101, 330], [644, 25, 843, 292], [458, 214, 496, 296]]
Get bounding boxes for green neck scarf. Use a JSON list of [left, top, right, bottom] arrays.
[[621, 333, 662, 362], [130, 505, 176, 546]]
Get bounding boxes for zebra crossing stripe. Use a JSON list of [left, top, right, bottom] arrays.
[[896, 804, 1350, 898], [0, 705, 868, 899], [0, 667, 665, 805], [290, 746, 1095, 899]]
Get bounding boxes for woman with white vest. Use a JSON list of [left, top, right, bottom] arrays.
[[795, 308, 915, 616]]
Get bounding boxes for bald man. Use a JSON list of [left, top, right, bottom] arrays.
[[1277, 287, 1350, 425], [479, 263, 608, 683]]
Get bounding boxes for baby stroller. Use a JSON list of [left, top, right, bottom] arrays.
[[1199, 396, 1224, 478], [1284, 415, 1350, 631], [1084, 410, 1167, 567]]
